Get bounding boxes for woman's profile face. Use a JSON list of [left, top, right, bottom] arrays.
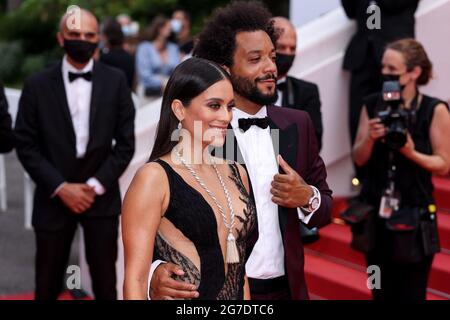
[[179, 79, 234, 148], [381, 48, 415, 87]]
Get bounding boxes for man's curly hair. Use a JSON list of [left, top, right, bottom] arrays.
[[193, 1, 277, 67]]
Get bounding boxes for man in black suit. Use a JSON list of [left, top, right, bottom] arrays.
[[272, 17, 323, 151], [14, 9, 135, 300], [0, 81, 14, 153], [342, 0, 419, 144]]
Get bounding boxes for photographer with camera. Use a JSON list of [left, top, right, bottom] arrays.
[[352, 39, 450, 300]]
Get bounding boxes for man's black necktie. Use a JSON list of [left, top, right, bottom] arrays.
[[238, 117, 270, 132], [69, 71, 92, 82]]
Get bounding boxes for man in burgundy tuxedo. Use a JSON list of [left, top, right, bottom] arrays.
[[149, 1, 332, 300]]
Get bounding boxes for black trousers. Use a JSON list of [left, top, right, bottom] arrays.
[[365, 250, 434, 301], [248, 276, 291, 300], [34, 215, 119, 300]]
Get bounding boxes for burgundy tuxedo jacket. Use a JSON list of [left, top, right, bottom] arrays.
[[267, 105, 332, 299]]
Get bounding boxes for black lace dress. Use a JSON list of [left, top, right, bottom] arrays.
[[153, 159, 257, 300]]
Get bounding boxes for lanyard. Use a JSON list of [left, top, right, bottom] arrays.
[[385, 90, 420, 191]]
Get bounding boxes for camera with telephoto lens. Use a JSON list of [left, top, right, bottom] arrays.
[[376, 80, 411, 150]]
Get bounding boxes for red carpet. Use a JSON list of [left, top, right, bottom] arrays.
[[0, 291, 92, 300], [433, 177, 450, 211], [305, 176, 450, 300]]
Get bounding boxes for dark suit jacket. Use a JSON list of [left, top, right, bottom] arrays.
[[0, 82, 14, 153], [100, 48, 135, 89], [220, 106, 333, 300], [280, 77, 323, 150], [342, 0, 419, 71], [14, 61, 135, 231]]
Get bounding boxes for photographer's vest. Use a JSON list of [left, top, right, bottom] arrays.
[[360, 92, 449, 208]]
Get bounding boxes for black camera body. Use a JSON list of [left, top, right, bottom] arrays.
[[377, 80, 411, 150]]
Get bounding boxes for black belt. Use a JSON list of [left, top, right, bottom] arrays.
[[248, 276, 289, 294]]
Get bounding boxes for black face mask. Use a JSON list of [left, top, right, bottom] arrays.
[[275, 53, 295, 77], [382, 74, 400, 82], [382, 73, 409, 91], [63, 39, 98, 64]]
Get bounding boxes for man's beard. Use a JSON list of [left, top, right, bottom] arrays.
[[230, 73, 278, 106]]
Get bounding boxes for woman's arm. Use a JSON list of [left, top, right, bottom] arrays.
[[352, 106, 386, 167], [400, 103, 450, 176], [122, 163, 169, 300], [244, 275, 251, 300]]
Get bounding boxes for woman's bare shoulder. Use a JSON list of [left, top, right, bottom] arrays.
[[135, 161, 167, 183], [126, 161, 169, 200]]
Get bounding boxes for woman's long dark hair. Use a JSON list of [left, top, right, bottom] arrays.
[[149, 58, 231, 161]]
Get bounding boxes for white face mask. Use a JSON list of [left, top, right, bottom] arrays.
[[121, 25, 132, 37], [171, 19, 183, 34], [121, 22, 139, 37]]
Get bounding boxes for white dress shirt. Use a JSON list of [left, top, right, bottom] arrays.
[[62, 55, 93, 159], [232, 107, 284, 279], [231, 106, 319, 279], [53, 56, 105, 196]]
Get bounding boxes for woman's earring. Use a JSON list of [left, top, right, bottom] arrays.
[[175, 121, 183, 140]]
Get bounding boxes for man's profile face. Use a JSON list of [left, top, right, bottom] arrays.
[[229, 30, 278, 106]]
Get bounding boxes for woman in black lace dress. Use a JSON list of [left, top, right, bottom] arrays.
[[122, 58, 257, 300]]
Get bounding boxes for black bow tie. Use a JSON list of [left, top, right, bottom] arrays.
[[238, 117, 270, 132], [69, 71, 92, 82]]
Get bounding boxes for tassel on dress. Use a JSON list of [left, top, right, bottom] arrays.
[[226, 232, 240, 264]]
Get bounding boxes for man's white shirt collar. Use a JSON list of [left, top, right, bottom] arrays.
[[62, 55, 94, 76]]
